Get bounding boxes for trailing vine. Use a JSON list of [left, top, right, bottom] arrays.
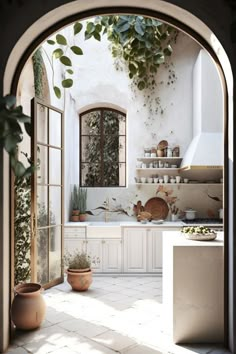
[[32, 48, 44, 98]]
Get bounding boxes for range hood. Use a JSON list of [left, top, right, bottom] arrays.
[[180, 49, 223, 181]]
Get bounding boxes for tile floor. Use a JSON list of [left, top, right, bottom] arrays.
[[8, 276, 230, 354]]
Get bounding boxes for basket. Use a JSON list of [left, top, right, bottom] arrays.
[[184, 233, 217, 241]]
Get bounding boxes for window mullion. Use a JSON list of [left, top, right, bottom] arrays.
[[100, 109, 104, 186]]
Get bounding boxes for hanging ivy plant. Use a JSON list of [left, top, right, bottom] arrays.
[[32, 48, 44, 98], [44, 22, 83, 99], [85, 15, 178, 91]]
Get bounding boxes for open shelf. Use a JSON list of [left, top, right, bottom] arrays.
[[135, 183, 223, 186], [136, 168, 180, 171]]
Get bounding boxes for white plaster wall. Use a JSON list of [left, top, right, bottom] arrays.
[[41, 21, 223, 222]]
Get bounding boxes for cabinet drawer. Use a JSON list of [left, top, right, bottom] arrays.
[[64, 227, 86, 238]]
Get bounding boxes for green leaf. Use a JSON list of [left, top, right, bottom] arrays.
[[93, 32, 101, 41], [129, 63, 138, 75], [154, 53, 165, 65], [62, 79, 73, 88], [115, 19, 130, 33], [137, 81, 146, 90], [70, 46, 83, 55], [4, 95, 16, 109], [66, 69, 74, 75], [5, 135, 21, 153], [53, 48, 63, 59], [47, 39, 55, 45], [14, 161, 26, 178], [163, 44, 173, 56], [74, 22, 83, 35], [87, 22, 95, 34], [56, 34, 67, 45], [59, 56, 72, 66], [24, 123, 31, 137], [53, 86, 61, 99], [134, 18, 145, 36], [84, 31, 93, 40], [95, 24, 102, 32]]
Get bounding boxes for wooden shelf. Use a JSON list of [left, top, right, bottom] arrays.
[[136, 168, 180, 171], [135, 183, 223, 186], [137, 157, 183, 160]]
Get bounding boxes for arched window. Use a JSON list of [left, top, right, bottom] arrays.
[[80, 108, 126, 187]]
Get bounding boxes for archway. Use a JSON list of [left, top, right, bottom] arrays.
[[1, 1, 233, 352]]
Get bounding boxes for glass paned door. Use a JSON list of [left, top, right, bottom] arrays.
[[31, 98, 64, 288]]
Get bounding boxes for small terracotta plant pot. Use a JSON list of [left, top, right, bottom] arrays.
[[71, 210, 80, 221], [79, 214, 87, 222], [67, 269, 93, 291], [11, 283, 46, 330]]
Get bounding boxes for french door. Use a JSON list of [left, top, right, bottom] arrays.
[[31, 98, 64, 288]]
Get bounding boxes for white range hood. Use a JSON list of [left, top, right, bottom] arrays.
[[180, 49, 224, 181]]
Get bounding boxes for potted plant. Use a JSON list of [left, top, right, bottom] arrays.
[[64, 250, 94, 291], [71, 185, 80, 221], [78, 187, 87, 222]]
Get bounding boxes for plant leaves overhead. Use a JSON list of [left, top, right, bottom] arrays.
[[53, 86, 61, 98], [62, 79, 73, 88], [70, 46, 83, 55], [59, 55, 72, 66], [74, 22, 83, 35], [53, 48, 63, 59], [66, 69, 74, 75], [47, 39, 55, 45], [56, 34, 67, 45]]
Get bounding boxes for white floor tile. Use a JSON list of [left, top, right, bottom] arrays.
[[123, 344, 163, 353], [59, 318, 109, 338], [92, 330, 136, 351]]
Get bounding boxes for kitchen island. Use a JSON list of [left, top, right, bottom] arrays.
[[162, 231, 224, 344]]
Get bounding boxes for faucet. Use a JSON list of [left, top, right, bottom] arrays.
[[104, 197, 110, 222]]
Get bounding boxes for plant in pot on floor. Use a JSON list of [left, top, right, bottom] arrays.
[[78, 187, 87, 222], [71, 185, 80, 221], [65, 250, 98, 291]]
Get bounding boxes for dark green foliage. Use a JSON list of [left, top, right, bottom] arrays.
[[86, 15, 178, 90], [14, 176, 31, 285], [0, 95, 34, 178], [32, 48, 44, 98]]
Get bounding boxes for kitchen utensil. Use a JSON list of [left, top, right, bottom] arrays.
[[157, 140, 168, 150], [152, 219, 164, 224], [159, 178, 164, 183], [151, 153, 157, 157], [142, 163, 147, 168], [144, 148, 151, 157], [170, 178, 176, 183], [171, 214, 178, 221], [148, 177, 153, 183], [164, 162, 169, 168], [137, 211, 152, 221], [172, 146, 180, 157], [219, 208, 223, 219], [141, 177, 146, 183], [149, 163, 154, 168], [166, 147, 172, 157], [185, 208, 197, 220], [144, 197, 169, 220], [159, 161, 164, 168], [184, 178, 189, 183], [154, 177, 159, 183], [140, 219, 148, 224]]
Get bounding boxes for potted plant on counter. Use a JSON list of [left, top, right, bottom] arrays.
[[78, 187, 87, 222], [65, 250, 94, 291], [71, 185, 80, 221]]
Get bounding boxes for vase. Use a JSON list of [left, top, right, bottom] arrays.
[[79, 214, 87, 222], [11, 283, 46, 330], [67, 269, 93, 291]]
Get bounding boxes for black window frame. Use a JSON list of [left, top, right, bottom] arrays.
[[79, 107, 126, 188]]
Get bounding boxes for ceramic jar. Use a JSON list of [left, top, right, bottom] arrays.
[[185, 209, 197, 220], [67, 269, 93, 291], [11, 283, 46, 330]]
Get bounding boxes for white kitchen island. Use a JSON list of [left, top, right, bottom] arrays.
[[162, 231, 224, 344]]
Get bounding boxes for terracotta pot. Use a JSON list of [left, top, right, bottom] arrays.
[[67, 269, 93, 291], [11, 283, 46, 330], [72, 209, 80, 216], [79, 214, 87, 222], [71, 215, 80, 222]]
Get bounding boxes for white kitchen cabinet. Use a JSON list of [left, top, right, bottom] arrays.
[[123, 228, 147, 272], [103, 239, 122, 272], [64, 227, 86, 254], [86, 238, 122, 273], [147, 229, 162, 272]]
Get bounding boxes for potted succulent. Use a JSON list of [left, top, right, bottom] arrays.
[[78, 187, 87, 222], [64, 250, 94, 291], [71, 185, 80, 221]]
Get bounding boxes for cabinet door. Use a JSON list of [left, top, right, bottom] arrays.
[[147, 229, 162, 272], [86, 239, 103, 272], [123, 228, 147, 272], [64, 238, 86, 254], [103, 239, 122, 272]]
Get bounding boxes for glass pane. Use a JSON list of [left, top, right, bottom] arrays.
[[119, 114, 126, 135], [49, 186, 61, 225], [119, 163, 126, 187], [119, 136, 126, 162], [49, 148, 61, 185], [37, 228, 49, 284], [37, 145, 48, 185], [81, 136, 101, 163], [37, 104, 48, 144], [81, 111, 101, 135], [81, 163, 101, 187], [49, 109, 61, 147], [49, 226, 61, 281], [103, 160, 119, 187], [37, 186, 48, 227], [104, 110, 120, 135]]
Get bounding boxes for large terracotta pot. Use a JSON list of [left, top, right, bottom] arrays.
[[79, 214, 87, 222], [67, 269, 93, 291], [11, 283, 46, 330]]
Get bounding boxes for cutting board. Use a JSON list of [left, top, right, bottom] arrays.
[[144, 197, 169, 220]]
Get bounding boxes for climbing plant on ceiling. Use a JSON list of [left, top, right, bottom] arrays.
[[85, 15, 178, 91]]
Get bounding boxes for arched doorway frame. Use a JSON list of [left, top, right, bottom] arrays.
[[2, 1, 233, 352]]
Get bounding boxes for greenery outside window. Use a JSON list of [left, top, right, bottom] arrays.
[[80, 108, 126, 187]]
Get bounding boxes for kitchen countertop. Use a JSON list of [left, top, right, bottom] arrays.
[[64, 220, 223, 228]]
